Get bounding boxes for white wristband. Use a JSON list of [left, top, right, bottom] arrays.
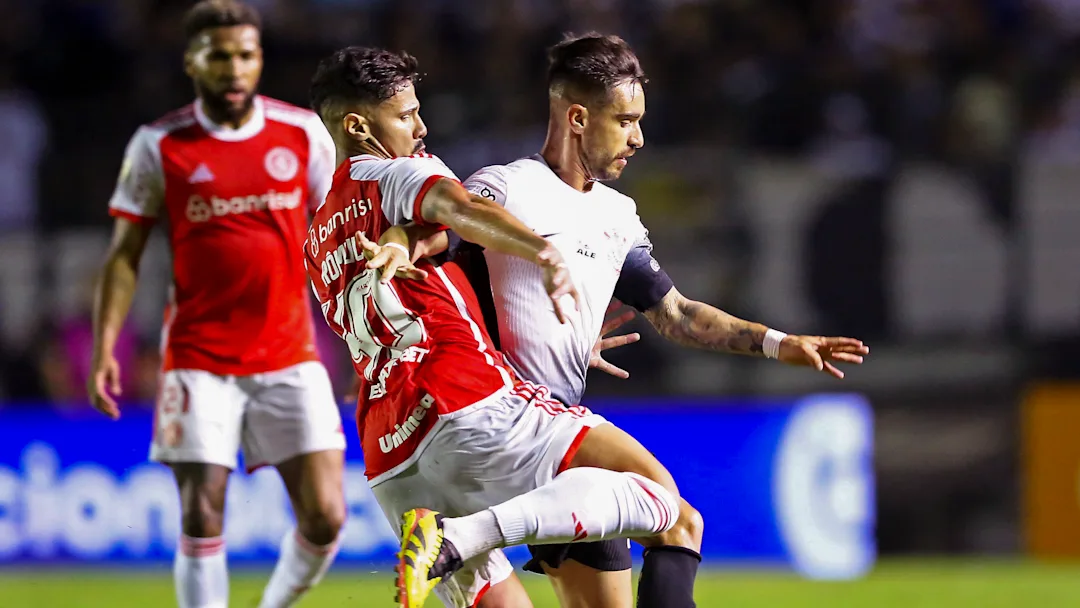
[[763, 329, 787, 359], [383, 242, 409, 256]]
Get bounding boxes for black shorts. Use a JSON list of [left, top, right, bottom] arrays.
[[524, 539, 633, 574]]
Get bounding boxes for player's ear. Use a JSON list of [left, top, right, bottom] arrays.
[[567, 104, 588, 135], [343, 112, 373, 141], [183, 49, 196, 79]]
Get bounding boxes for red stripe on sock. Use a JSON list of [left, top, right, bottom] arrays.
[[631, 477, 671, 533], [180, 535, 224, 558]]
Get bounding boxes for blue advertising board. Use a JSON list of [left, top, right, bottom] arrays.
[[0, 394, 874, 579]]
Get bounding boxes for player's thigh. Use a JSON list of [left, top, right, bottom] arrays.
[[418, 383, 607, 512], [150, 368, 246, 471], [567, 422, 679, 499], [241, 361, 346, 471], [543, 559, 633, 608]]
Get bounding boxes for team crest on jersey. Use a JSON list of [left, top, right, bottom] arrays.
[[264, 146, 300, 182], [603, 229, 630, 272]]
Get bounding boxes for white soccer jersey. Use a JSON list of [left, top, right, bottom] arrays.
[[463, 155, 651, 405]]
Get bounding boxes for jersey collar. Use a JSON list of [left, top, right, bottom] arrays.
[[194, 95, 266, 142]]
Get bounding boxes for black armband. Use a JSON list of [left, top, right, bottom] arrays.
[[613, 244, 674, 312]]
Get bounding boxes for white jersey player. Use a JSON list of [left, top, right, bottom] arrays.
[[463, 153, 655, 405], [445, 34, 873, 608]]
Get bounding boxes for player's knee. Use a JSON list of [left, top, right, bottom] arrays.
[[655, 500, 703, 552], [297, 493, 346, 546], [179, 488, 226, 538]]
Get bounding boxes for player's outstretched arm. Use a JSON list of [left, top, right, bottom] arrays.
[[642, 287, 869, 379], [89, 218, 152, 419], [419, 178, 580, 323], [385, 222, 449, 263]]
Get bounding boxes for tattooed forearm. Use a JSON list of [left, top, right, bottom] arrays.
[[644, 291, 767, 356]]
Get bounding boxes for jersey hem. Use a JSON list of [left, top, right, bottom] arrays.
[[161, 351, 319, 377]]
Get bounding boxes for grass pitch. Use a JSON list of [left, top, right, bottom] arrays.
[[2, 560, 1079, 607]]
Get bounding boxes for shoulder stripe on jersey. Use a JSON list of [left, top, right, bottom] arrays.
[[150, 105, 197, 132], [109, 207, 156, 225], [263, 97, 318, 123]]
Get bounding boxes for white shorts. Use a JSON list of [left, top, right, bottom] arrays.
[[150, 361, 346, 471], [371, 382, 607, 608]]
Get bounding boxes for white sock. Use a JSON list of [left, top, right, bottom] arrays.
[[443, 468, 679, 562], [175, 535, 229, 608], [258, 528, 341, 608]]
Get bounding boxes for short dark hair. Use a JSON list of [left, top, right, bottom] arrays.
[[309, 47, 420, 118], [183, 0, 262, 42], [547, 33, 647, 104]]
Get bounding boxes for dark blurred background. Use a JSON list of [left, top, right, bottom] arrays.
[[1, 0, 1079, 560]]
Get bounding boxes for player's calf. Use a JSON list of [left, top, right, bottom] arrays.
[[565, 424, 705, 608], [260, 449, 346, 608], [636, 499, 704, 608], [171, 463, 231, 608]]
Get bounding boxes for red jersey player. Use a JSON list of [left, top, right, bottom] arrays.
[[89, 3, 344, 608], [307, 47, 696, 608]]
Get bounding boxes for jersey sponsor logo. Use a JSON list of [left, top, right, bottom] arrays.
[[366, 346, 428, 400], [187, 163, 215, 184], [311, 197, 373, 256], [264, 146, 300, 182], [474, 186, 496, 201], [378, 393, 435, 453], [185, 187, 303, 223]]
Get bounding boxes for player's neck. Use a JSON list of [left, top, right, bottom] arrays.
[[198, 99, 256, 131], [343, 140, 392, 163], [540, 138, 591, 193]]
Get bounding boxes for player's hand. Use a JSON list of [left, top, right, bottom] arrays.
[[357, 232, 428, 284], [589, 300, 640, 379], [88, 353, 122, 420], [777, 336, 869, 379], [537, 244, 580, 324]]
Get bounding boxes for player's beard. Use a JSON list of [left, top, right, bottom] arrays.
[[588, 152, 625, 182], [201, 88, 256, 124]]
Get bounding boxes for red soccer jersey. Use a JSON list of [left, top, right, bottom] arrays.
[[306, 154, 518, 481], [108, 96, 336, 376]]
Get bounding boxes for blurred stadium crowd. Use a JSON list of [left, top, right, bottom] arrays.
[[1, 0, 1079, 405]]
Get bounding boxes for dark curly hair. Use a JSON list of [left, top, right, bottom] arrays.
[[183, 0, 261, 42], [547, 33, 647, 104], [310, 46, 420, 118]]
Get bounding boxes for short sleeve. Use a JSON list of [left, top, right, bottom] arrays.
[[353, 154, 458, 226], [305, 117, 337, 213], [108, 126, 165, 224], [463, 165, 510, 207]]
